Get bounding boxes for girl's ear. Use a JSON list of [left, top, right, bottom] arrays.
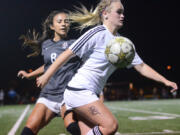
[[102, 10, 108, 20], [50, 25, 54, 30]]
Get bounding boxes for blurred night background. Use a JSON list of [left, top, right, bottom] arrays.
[[0, 0, 179, 105]]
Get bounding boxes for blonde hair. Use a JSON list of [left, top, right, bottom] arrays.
[[69, 0, 121, 30]]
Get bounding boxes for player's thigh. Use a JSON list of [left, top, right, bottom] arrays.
[[78, 118, 93, 135], [61, 104, 68, 119], [26, 103, 54, 128], [64, 112, 75, 127], [39, 108, 55, 130], [74, 100, 117, 128], [43, 107, 55, 125]]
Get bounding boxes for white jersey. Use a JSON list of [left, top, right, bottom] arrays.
[[68, 25, 143, 94]]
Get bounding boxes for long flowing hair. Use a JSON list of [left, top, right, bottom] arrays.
[[20, 10, 68, 57], [69, 0, 120, 30]]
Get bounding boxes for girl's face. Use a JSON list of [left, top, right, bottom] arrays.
[[50, 13, 70, 38], [105, 1, 124, 29]]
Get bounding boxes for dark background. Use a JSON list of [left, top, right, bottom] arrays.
[[0, 0, 179, 91]]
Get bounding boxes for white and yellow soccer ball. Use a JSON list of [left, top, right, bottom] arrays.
[[105, 36, 135, 68]]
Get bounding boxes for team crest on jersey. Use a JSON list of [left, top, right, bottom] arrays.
[[61, 42, 68, 49]]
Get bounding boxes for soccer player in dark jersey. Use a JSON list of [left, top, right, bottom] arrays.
[[17, 10, 81, 135]]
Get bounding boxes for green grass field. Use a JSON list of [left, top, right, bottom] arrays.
[[0, 99, 180, 135]]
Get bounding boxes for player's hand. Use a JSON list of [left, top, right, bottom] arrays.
[[36, 74, 49, 88], [164, 80, 178, 93], [17, 70, 29, 79]]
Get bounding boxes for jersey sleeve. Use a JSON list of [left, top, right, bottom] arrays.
[[41, 39, 51, 56], [127, 47, 143, 68], [69, 26, 106, 58], [99, 91, 104, 95], [41, 41, 46, 56], [132, 52, 143, 65]]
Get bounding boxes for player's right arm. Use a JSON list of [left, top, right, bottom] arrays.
[[36, 49, 73, 88], [17, 65, 45, 79], [36, 26, 103, 88]]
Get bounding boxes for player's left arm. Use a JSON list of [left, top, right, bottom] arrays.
[[134, 63, 178, 92]]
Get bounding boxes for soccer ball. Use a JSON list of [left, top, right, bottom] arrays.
[[105, 36, 135, 68]]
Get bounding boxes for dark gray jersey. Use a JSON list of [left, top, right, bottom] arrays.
[[40, 39, 81, 102]]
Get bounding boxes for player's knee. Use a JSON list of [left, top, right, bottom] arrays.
[[110, 120, 118, 134], [25, 123, 39, 134], [104, 119, 118, 134], [21, 127, 35, 135], [66, 122, 81, 135]]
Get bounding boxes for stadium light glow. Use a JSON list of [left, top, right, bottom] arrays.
[[166, 65, 172, 70]]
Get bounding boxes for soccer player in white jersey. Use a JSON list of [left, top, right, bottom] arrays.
[[36, 0, 178, 134]]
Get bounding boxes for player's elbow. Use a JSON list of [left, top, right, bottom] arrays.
[[134, 63, 145, 74]]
